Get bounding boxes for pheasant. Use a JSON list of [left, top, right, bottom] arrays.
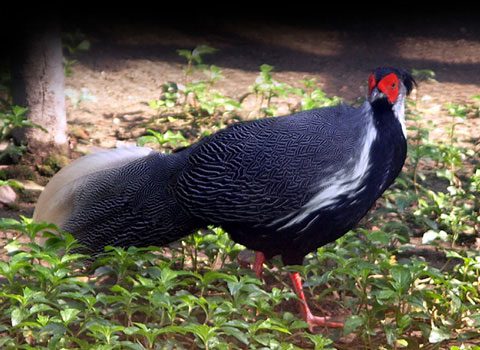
[[35, 67, 415, 331]]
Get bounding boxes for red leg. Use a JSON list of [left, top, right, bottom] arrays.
[[289, 272, 343, 331], [253, 251, 265, 279]]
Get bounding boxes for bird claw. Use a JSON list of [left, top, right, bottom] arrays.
[[305, 313, 344, 332]]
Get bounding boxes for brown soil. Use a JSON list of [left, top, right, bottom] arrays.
[[64, 19, 480, 149]]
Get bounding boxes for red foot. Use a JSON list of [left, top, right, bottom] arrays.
[[304, 312, 344, 332], [289, 272, 344, 332]]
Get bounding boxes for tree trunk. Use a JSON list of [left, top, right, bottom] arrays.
[[11, 24, 68, 157]]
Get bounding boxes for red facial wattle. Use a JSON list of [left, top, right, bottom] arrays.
[[377, 73, 400, 103], [368, 74, 376, 94]]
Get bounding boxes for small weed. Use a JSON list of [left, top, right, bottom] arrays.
[[0, 105, 46, 164], [62, 30, 91, 77], [65, 88, 97, 109], [411, 69, 436, 82], [0, 106, 43, 141], [137, 129, 189, 150], [177, 44, 218, 78]]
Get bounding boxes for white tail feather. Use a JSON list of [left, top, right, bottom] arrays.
[[33, 146, 153, 227]]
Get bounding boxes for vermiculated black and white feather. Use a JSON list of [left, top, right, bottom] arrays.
[[34, 147, 201, 251], [173, 93, 407, 264]]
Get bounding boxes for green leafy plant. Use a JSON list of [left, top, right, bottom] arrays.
[[62, 30, 91, 77], [250, 64, 292, 117], [0, 178, 23, 189], [184, 80, 241, 117], [0, 105, 44, 141], [148, 82, 180, 114], [177, 45, 218, 77], [298, 78, 341, 110], [0, 105, 46, 163], [137, 129, 189, 150], [0, 217, 337, 349], [411, 69, 436, 82], [65, 87, 97, 109]]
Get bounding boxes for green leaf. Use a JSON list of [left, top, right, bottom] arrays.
[[469, 313, 480, 327], [0, 336, 15, 347], [445, 250, 464, 259], [117, 341, 145, 350], [397, 314, 412, 330], [184, 324, 218, 345], [11, 307, 25, 327], [395, 339, 409, 348], [376, 289, 396, 301], [29, 303, 53, 315], [123, 326, 140, 336], [61, 253, 87, 263], [60, 308, 81, 324], [110, 284, 131, 295], [42, 322, 67, 337], [0, 179, 23, 189], [384, 325, 396, 346], [0, 217, 22, 230], [137, 135, 157, 146], [221, 326, 249, 345], [193, 45, 218, 57], [202, 271, 237, 285], [411, 69, 436, 82], [257, 319, 291, 334], [422, 230, 438, 244], [304, 333, 334, 350], [177, 49, 192, 60], [391, 266, 412, 291], [368, 230, 390, 244], [11, 105, 28, 117], [428, 325, 450, 343], [422, 230, 448, 244], [343, 315, 364, 335], [76, 39, 90, 51]]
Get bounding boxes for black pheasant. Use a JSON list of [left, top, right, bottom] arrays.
[[34, 67, 415, 330]]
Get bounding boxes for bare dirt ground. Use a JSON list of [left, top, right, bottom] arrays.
[[63, 18, 480, 152]]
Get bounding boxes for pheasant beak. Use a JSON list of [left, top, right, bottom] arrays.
[[369, 87, 386, 103]]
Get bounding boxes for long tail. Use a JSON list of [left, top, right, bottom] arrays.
[[34, 146, 198, 253], [34, 147, 153, 227]]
